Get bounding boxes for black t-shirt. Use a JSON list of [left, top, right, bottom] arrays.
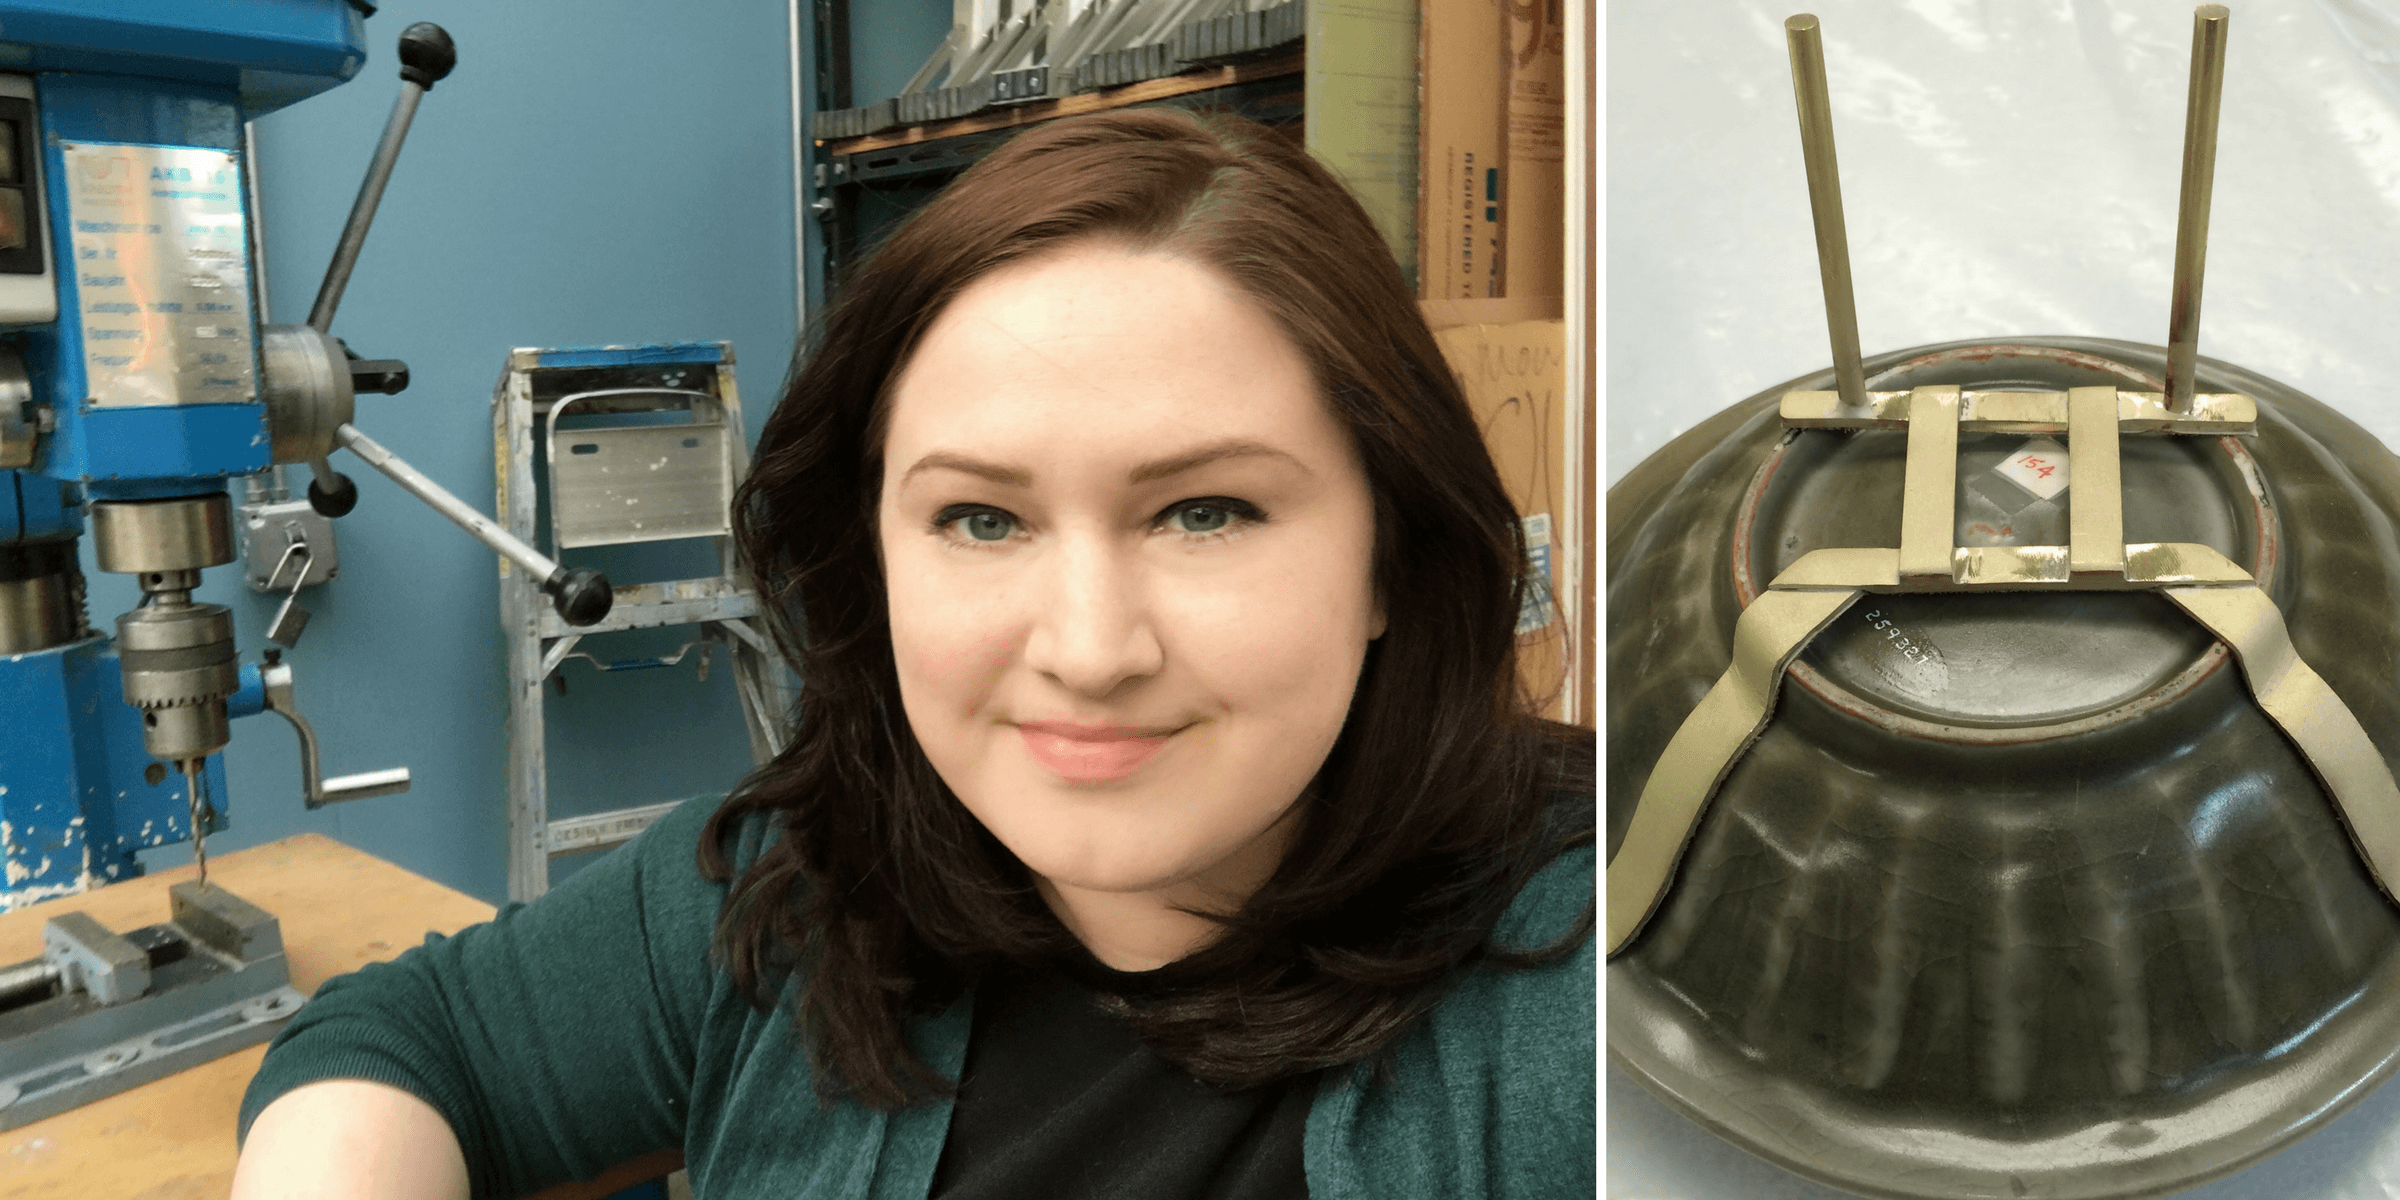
[[927, 951, 1318, 1200], [927, 731, 1595, 1199]]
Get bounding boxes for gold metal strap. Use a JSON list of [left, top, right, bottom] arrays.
[[1767, 543, 2252, 593], [2067, 385, 2125, 575], [1898, 386, 1960, 578], [2167, 585, 2400, 903], [1606, 585, 1862, 955], [1780, 387, 2255, 433], [1608, 544, 2400, 955]]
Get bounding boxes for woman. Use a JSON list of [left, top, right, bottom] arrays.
[[231, 107, 1593, 1199]]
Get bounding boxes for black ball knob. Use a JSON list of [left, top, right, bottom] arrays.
[[308, 471, 360, 518], [544, 566, 613, 627], [398, 23, 456, 90]]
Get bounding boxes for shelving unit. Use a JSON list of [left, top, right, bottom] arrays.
[[813, 50, 1303, 281], [808, 38, 1322, 279], [832, 50, 1301, 155]]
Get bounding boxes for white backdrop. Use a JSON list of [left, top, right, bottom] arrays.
[[1608, 0, 2400, 1196]]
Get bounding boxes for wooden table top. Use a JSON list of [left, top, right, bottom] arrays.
[[0, 833, 678, 1199]]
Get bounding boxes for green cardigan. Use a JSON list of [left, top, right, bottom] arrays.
[[237, 793, 1595, 1198]]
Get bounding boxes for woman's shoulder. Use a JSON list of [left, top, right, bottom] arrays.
[[1306, 729, 1594, 1198], [584, 791, 784, 953], [1416, 721, 1594, 1042], [1497, 721, 1596, 948], [634, 789, 784, 883]]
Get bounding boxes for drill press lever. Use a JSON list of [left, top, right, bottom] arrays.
[[283, 21, 614, 630]]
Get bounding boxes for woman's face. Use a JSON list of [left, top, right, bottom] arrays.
[[877, 238, 1384, 927]]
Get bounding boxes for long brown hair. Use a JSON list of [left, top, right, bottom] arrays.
[[699, 107, 1591, 1108]]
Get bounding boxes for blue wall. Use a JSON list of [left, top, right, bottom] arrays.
[[114, 0, 806, 904]]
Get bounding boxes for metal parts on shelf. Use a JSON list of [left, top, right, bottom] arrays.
[[812, 0, 1304, 139], [808, 3, 1303, 285]]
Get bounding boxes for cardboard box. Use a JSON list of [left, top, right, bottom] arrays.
[[1429, 315, 1575, 720], [1417, 0, 1508, 299], [1504, 0, 1566, 300], [1309, 0, 1423, 289]]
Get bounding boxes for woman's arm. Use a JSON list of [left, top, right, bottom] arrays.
[[230, 794, 736, 1195], [231, 1079, 469, 1200]]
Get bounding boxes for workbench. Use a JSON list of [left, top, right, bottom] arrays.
[[0, 834, 683, 1199]]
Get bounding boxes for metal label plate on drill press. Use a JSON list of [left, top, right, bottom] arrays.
[[61, 142, 254, 408]]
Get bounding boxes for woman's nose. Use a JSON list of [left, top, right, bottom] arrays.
[[1020, 534, 1165, 698]]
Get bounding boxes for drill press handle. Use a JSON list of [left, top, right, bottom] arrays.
[[295, 21, 455, 522], [254, 23, 610, 628], [308, 21, 455, 335], [252, 653, 413, 810], [335, 424, 614, 626]]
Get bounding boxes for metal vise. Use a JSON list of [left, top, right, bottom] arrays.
[[0, 883, 301, 1131]]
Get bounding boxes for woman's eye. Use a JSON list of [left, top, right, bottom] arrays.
[[1170, 503, 1233, 534], [961, 511, 1013, 541], [933, 505, 1018, 545], [1161, 498, 1260, 538]]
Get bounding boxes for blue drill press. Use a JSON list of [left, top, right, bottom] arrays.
[[0, 0, 416, 912], [0, 0, 611, 1129]]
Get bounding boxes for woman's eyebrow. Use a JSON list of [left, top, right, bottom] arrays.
[[1127, 439, 1307, 484], [901, 452, 1031, 488], [899, 439, 1309, 489]]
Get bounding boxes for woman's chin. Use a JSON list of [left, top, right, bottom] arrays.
[[1024, 854, 1200, 899]]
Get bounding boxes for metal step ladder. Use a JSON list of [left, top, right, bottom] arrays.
[[491, 342, 786, 902]]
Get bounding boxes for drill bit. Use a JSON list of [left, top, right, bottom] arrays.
[[184, 759, 211, 889]]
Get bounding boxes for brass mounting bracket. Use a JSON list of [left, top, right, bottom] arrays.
[[1607, 385, 2400, 956]]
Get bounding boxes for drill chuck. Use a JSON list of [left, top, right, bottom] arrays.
[[115, 602, 239, 762]]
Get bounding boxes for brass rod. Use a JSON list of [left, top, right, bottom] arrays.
[[2166, 4, 2230, 413], [1786, 13, 1867, 409]]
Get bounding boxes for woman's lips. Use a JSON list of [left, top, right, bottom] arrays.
[[1016, 722, 1176, 783]]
